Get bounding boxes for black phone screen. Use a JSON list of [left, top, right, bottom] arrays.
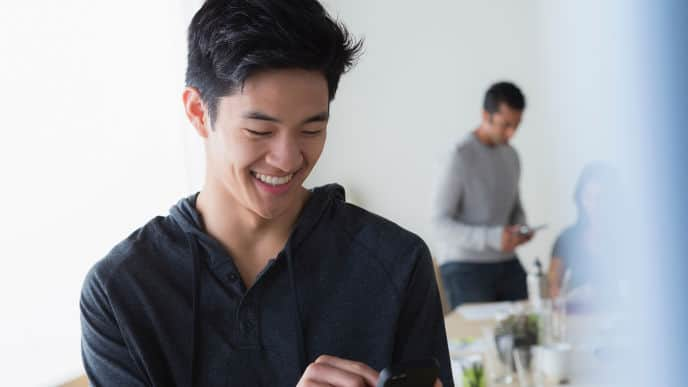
[[376, 358, 439, 387]]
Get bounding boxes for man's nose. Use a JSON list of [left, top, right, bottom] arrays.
[[265, 135, 303, 172]]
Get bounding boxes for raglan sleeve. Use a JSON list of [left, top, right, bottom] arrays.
[[80, 265, 148, 387], [392, 240, 454, 386]]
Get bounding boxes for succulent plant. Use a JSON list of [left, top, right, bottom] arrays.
[[461, 361, 485, 387], [493, 313, 539, 368]]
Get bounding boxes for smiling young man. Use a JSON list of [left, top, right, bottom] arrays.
[[433, 81, 535, 310], [80, 1, 452, 386]]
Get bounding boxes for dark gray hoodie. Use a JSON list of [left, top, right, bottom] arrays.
[[80, 184, 453, 386]]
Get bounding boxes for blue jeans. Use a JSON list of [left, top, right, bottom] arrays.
[[439, 258, 528, 310]]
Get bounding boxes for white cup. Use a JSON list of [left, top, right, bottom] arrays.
[[532, 343, 572, 383]]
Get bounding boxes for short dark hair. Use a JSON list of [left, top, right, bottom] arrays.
[[483, 81, 526, 114], [185, 0, 363, 122]]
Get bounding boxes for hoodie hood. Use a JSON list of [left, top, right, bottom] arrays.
[[169, 183, 346, 256]]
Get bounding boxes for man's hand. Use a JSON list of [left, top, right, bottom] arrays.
[[297, 355, 379, 387], [297, 355, 443, 387], [501, 225, 533, 252]]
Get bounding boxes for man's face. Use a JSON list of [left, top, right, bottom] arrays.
[[203, 69, 329, 220], [481, 103, 523, 145]]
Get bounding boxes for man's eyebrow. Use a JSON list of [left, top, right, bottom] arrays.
[[243, 111, 329, 125], [243, 111, 280, 122], [302, 111, 329, 124]]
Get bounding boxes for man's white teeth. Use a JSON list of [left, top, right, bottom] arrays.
[[254, 172, 294, 186]]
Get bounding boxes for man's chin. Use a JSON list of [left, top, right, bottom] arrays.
[[251, 187, 308, 219], [252, 202, 289, 221], [251, 206, 277, 220]]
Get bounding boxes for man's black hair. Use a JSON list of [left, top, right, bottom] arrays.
[[185, 0, 363, 122], [483, 81, 526, 114]]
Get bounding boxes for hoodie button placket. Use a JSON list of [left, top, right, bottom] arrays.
[[240, 307, 257, 333], [223, 271, 246, 296]]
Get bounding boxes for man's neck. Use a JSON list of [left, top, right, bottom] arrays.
[[195, 180, 308, 285], [473, 126, 495, 147]]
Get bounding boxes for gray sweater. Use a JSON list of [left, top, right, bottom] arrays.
[[432, 133, 526, 264]]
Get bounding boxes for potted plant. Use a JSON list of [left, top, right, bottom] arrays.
[[493, 313, 539, 369]]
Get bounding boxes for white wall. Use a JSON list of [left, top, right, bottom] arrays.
[[304, 0, 580, 270], [0, 1, 190, 385]]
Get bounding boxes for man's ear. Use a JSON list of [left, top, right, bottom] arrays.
[[183, 87, 211, 138], [481, 109, 491, 124]]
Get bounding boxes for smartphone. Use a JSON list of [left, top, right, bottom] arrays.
[[376, 358, 439, 387], [515, 223, 547, 235]]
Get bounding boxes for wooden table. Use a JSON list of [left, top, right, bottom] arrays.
[[444, 305, 497, 338]]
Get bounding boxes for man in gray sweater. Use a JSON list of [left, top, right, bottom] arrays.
[[433, 82, 534, 309]]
